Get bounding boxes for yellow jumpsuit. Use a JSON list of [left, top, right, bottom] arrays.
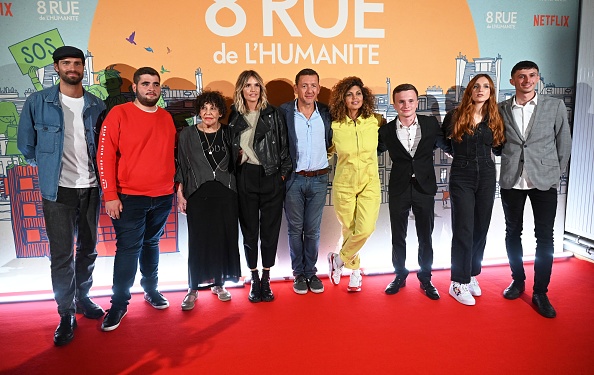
[[330, 114, 382, 270]]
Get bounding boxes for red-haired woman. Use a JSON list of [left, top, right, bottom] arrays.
[[442, 74, 505, 306]]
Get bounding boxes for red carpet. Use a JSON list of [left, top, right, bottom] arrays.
[[1, 257, 593, 375]]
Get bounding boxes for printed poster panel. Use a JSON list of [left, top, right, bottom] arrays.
[[0, 0, 579, 291]]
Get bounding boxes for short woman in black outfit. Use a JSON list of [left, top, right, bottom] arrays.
[[176, 91, 241, 310]]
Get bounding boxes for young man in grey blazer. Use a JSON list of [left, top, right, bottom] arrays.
[[498, 61, 572, 318]]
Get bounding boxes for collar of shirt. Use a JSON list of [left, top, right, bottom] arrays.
[[512, 92, 538, 108], [294, 99, 319, 117], [396, 115, 419, 129]]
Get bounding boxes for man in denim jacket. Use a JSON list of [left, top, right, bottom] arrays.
[[17, 46, 106, 346]]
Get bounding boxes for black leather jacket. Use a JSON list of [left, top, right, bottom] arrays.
[[228, 104, 292, 178]]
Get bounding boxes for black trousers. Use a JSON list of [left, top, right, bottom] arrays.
[[237, 163, 284, 269], [42, 186, 100, 315], [389, 180, 435, 282], [449, 158, 496, 284], [501, 187, 557, 294]]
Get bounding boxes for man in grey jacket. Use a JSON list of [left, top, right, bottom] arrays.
[[498, 60, 572, 318]]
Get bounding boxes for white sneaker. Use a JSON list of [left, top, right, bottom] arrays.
[[211, 286, 232, 302], [327, 252, 343, 285], [468, 276, 482, 297], [449, 282, 475, 305], [347, 270, 362, 292]]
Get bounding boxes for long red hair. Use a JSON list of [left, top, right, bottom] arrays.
[[451, 74, 505, 146]]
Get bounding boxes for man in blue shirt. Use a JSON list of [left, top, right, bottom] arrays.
[[17, 46, 106, 346], [280, 69, 332, 294]]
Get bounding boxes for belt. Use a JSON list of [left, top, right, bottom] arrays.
[[295, 169, 329, 177]]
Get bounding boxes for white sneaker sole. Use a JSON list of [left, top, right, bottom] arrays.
[[449, 289, 476, 306], [101, 310, 127, 332]]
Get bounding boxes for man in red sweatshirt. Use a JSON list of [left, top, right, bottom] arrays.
[[97, 67, 176, 331]]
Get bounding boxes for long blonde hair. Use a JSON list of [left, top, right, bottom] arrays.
[[451, 74, 505, 146], [232, 70, 269, 115]]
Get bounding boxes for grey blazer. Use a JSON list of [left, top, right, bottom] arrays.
[[498, 95, 572, 190]]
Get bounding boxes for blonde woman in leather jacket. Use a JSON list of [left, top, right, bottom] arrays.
[[228, 70, 291, 303]]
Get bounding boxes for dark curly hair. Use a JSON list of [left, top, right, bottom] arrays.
[[329, 76, 375, 122], [195, 90, 227, 119]]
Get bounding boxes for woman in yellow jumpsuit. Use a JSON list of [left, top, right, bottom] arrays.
[[327, 76, 383, 292]]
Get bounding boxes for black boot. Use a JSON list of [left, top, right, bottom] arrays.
[[54, 313, 77, 346], [248, 270, 261, 303], [261, 269, 274, 302]]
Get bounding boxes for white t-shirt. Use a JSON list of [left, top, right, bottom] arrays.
[[58, 93, 97, 188]]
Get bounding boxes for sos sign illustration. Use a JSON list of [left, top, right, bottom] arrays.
[[8, 29, 64, 75]]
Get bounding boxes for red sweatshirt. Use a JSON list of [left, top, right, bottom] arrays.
[[98, 102, 176, 201]]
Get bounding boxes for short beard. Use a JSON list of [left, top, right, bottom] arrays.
[[136, 94, 159, 107], [59, 72, 83, 85]]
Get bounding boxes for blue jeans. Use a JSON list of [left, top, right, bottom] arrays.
[[284, 173, 328, 277], [42, 186, 100, 315], [110, 193, 173, 309]]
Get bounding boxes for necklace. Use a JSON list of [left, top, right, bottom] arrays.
[[195, 126, 228, 179], [197, 124, 219, 154]]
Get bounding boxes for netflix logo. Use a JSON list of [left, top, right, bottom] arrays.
[[533, 15, 569, 27], [1, 2, 13, 17]]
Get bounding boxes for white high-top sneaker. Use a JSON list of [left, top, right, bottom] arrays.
[[347, 269, 362, 292]]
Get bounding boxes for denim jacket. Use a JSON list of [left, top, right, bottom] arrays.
[[17, 84, 106, 201]]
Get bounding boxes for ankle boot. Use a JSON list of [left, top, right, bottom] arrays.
[[248, 270, 261, 303], [261, 269, 274, 302]]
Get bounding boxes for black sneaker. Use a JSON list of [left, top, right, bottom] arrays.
[[101, 309, 127, 332], [308, 275, 324, 293], [293, 275, 308, 295], [144, 290, 169, 309]]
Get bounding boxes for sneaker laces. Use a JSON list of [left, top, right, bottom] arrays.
[[452, 282, 469, 296], [458, 283, 470, 295], [295, 275, 307, 284]]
